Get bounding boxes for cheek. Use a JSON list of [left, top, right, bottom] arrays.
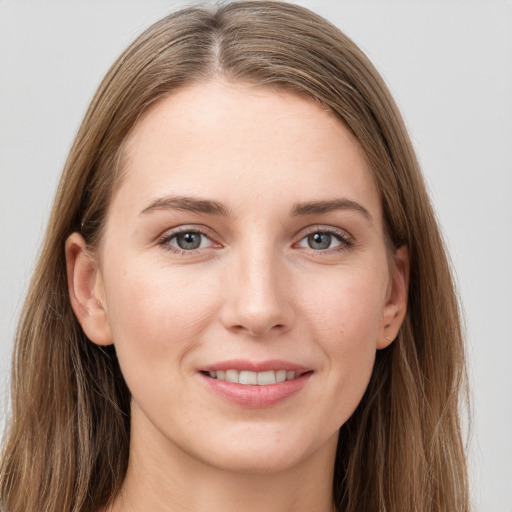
[[305, 264, 387, 344], [302, 266, 387, 410], [102, 260, 219, 372]]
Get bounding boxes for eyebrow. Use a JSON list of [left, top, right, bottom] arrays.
[[140, 195, 229, 216], [291, 198, 373, 221], [140, 195, 372, 222]]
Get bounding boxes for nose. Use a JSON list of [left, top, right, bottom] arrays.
[[220, 248, 295, 337]]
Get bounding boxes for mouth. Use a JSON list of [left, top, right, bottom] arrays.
[[201, 369, 309, 385], [198, 360, 313, 408]]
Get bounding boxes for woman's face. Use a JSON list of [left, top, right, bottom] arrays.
[[70, 81, 408, 474]]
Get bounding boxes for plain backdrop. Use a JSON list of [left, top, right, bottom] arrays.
[[0, 1, 511, 511]]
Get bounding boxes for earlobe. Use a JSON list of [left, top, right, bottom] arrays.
[[377, 245, 410, 349], [65, 232, 114, 346]]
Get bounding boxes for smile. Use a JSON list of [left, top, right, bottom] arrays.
[[206, 369, 302, 385], [199, 361, 313, 408]]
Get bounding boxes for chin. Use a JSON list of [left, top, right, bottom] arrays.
[[200, 445, 314, 475], [181, 423, 339, 476]]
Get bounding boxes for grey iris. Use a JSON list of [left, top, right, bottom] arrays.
[[177, 232, 202, 250], [308, 232, 332, 250]]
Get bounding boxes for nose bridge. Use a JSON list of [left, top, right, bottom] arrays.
[[243, 247, 278, 303], [222, 238, 293, 336]]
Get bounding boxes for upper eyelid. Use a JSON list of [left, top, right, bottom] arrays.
[[158, 225, 214, 241], [157, 227, 215, 249], [295, 224, 353, 241]]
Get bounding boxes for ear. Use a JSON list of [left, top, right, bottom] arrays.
[[377, 245, 410, 349], [65, 232, 114, 346]]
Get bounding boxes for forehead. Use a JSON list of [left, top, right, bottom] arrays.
[[114, 81, 381, 220]]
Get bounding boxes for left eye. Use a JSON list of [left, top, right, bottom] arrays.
[[166, 231, 211, 251], [297, 231, 345, 251]]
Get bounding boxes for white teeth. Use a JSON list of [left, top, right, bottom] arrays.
[[257, 370, 276, 385], [225, 369, 238, 383], [239, 371, 258, 385], [276, 370, 287, 383], [207, 369, 301, 385]]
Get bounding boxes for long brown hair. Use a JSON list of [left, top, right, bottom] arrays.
[[0, 2, 470, 511]]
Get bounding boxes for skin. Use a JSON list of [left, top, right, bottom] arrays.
[[66, 81, 409, 512]]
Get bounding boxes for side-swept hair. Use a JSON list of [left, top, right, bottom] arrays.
[[0, 2, 470, 511]]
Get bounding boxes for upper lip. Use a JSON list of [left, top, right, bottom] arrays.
[[199, 359, 311, 374]]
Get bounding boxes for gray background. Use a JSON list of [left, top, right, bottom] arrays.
[[1, 1, 511, 510]]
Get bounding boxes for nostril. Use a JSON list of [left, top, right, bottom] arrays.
[[230, 322, 286, 337]]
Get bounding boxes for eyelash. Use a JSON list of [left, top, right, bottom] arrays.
[[157, 226, 354, 255], [158, 227, 215, 255], [295, 226, 354, 253]]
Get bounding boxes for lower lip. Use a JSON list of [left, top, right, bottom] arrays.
[[200, 372, 312, 408]]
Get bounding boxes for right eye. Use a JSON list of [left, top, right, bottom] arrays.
[[159, 228, 216, 254]]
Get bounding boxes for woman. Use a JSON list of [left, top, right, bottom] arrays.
[[0, 2, 470, 511]]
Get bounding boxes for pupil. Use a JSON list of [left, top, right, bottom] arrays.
[[177, 232, 201, 250], [308, 232, 331, 250]]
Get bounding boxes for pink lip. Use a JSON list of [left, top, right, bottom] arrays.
[[198, 359, 312, 408], [200, 359, 310, 373]]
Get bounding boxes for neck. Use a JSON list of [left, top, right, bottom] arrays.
[[108, 412, 338, 512]]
